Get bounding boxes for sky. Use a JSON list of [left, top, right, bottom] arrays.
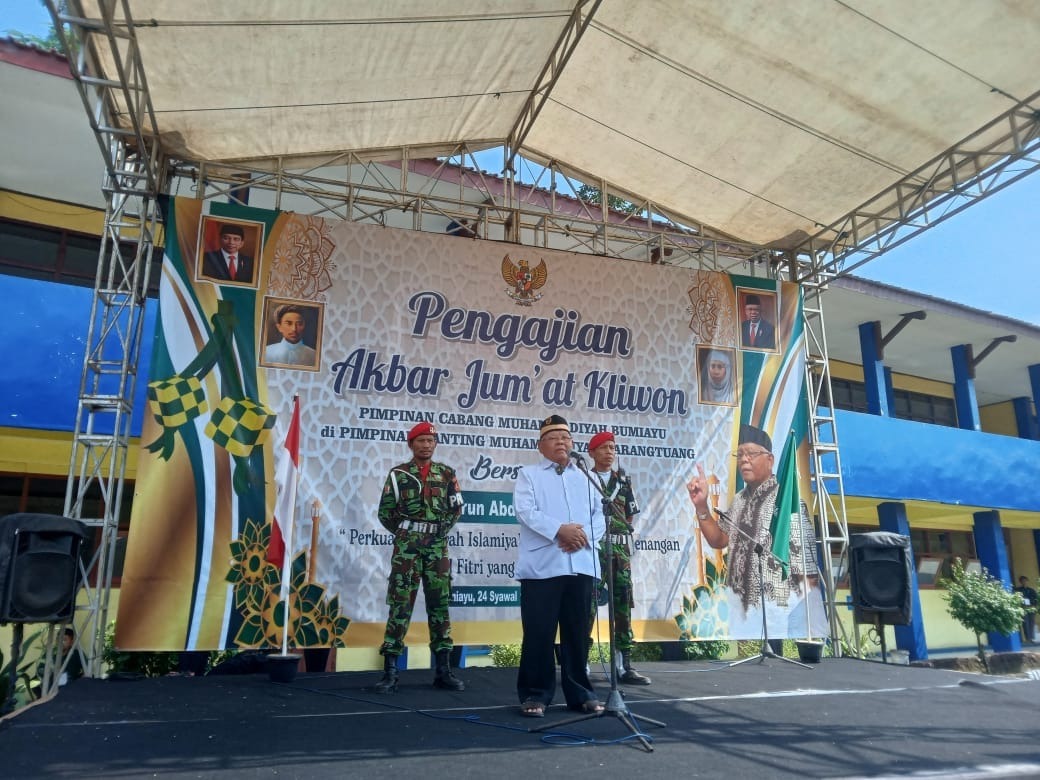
[[5, 4, 1038, 326]]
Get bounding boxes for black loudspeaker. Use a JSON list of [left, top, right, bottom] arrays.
[[848, 531, 913, 626], [0, 513, 87, 624]]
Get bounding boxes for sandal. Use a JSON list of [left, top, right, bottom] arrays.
[[521, 699, 546, 718], [581, 699, 604, 714]]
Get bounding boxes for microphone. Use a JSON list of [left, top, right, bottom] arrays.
[[569, 450, 587, 469]]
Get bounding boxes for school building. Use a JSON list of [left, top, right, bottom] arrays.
[[3, 39, 1039, 662]]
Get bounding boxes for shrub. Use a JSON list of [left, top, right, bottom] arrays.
[[489, 643, 521, 667], [629, 642, 662, 662], [941, 558, 1024, 673], [103, 622, 178, 678], [682, 640, 728, 660]]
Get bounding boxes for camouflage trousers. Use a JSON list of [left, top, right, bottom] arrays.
[[589, 538, 635, 653], [379, 531, 454, 657]]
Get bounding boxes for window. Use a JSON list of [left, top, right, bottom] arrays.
[[0, 473, 133, 584], [892, 389, 957, 427], [907, 528, 980, 587], [909, 528, 976, 559], [916, 557, 944, 586], [0, 218, 160, 297], [823, 376, 957, 427], [827, 378, 870, 412]]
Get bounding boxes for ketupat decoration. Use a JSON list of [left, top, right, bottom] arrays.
[[204, 396, 276, 458], [145, 300, 273, 493]]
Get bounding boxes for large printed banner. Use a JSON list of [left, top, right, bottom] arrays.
[[116, 198, 826, 651]]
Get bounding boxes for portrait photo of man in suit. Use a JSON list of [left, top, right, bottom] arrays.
[[739, 291, 777, 351], [198, 218, 261, 286]]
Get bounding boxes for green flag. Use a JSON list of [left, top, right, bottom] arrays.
[[769, 431, 799, 580]]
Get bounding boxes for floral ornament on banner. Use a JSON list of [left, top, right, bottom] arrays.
[[674, 555, 730, 639], [267, 214, 336, 301], [145, 300, 275, 493], [226, 517, 350, 650], [227, 517, 281, 614], [687, 270, 737, 346]]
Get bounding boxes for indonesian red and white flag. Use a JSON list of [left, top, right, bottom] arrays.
[[266, 395, 300, 569]]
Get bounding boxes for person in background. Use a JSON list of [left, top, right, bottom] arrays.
[[39, 627, 84, 686], [1014, 575, 1037, 644], [586, 430, 650, 685]]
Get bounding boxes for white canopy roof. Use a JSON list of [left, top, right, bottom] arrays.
[[80, 0, 1040, 249]]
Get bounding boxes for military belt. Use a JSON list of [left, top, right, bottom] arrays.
[[400, 520, 439, 534], [608, 533, 632, 545]]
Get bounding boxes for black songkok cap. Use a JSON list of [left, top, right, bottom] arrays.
[[539, 414, 570, 439], [738, 424, 772, 451]]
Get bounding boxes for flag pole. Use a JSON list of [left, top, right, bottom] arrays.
[[796, 446, 814, 641], [278, 472, 298, 656], [788, 433, 816, 642], [276, 395, 301, 657]]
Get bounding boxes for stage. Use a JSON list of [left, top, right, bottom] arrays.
[[2, 658, 1039, 779]]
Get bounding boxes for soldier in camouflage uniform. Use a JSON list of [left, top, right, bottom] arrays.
[[374, 421, 465, 693], [587, 431, 651, 685]]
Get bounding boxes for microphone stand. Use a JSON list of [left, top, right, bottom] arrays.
[[529, 453, 664, 752], [716, 510, 812, 670]]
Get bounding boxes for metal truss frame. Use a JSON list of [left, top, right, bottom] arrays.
[[789, 261, 853, 656], [795, 89, 1040, 282], [42, 0, 165, 693], [175, 147, 772, 273], [40, 0, 1039, 682], [504, 0, 601, 174]]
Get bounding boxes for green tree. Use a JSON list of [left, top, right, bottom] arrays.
[[575, 184, 640, 216], [7, 2, 74, 55], [941, 558, 1024, 672]]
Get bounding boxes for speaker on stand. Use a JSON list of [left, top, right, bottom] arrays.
[[848, 531, 913, 662], [0, 513, 88, 714]]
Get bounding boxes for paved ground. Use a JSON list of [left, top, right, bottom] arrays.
[[2, 658, 1039, 779]]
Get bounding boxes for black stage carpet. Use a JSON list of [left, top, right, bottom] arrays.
[[2, 659, 1039, 779]]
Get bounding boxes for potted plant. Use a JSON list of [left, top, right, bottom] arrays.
[[796, 637, 824, 663], [265, 652, 302, 683]]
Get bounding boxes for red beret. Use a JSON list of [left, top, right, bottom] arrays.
[[407, 421, 437, 442], [588, 431, 614, 452]]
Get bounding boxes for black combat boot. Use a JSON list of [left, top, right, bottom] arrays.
[[432, 649, 465, 691], [374, 654, 398, 694], [619, 650, 651, 685]]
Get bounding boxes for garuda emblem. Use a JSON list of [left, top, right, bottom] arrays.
[[501, 254, 547, 306]]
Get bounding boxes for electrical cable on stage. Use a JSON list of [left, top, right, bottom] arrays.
[[268, 677, 655, 747]]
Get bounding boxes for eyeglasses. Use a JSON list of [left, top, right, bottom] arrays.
[[543, 435, 573, 444], [732, 449, 770, 461]]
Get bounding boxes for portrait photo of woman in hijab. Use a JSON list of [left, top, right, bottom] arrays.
[[697, 346, 737, 406]]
